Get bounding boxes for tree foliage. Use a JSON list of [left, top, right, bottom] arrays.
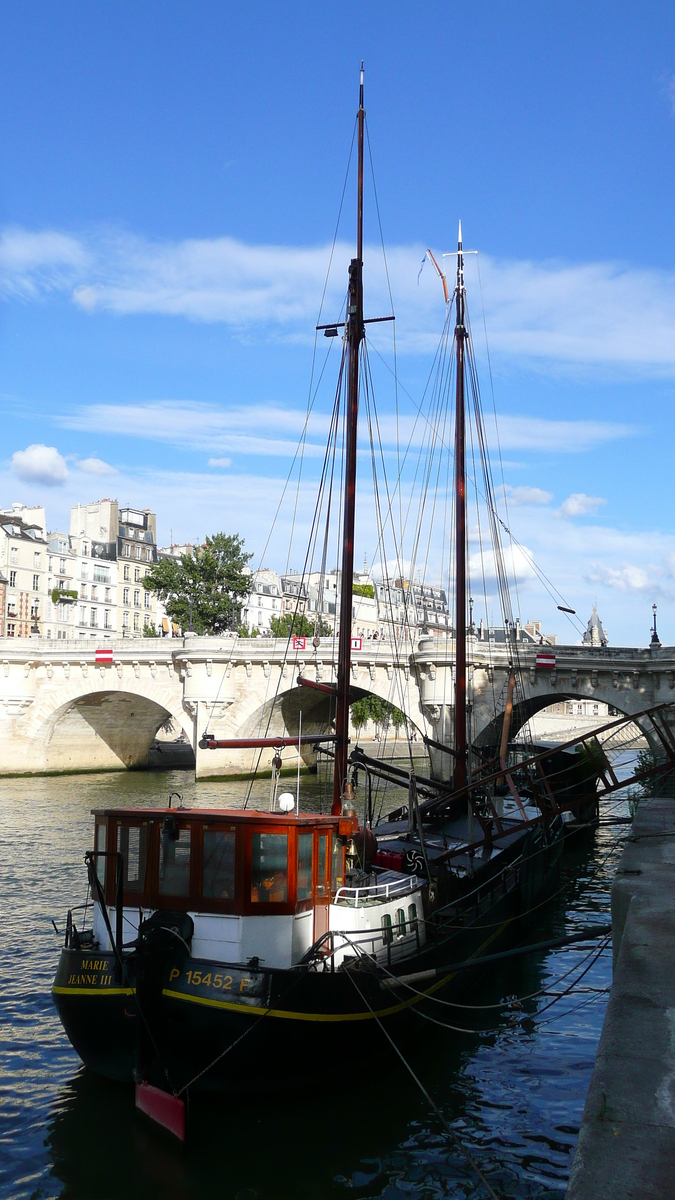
[[143, 533, 252, 635], [268, 612, 332, 639], [351, 695, 406, 731]]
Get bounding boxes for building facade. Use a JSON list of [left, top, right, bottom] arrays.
[[0, 504, 48, 638], [69, 501, 158, 638]]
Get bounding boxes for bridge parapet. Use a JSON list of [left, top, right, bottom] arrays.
[[1, 633, 674, 778]]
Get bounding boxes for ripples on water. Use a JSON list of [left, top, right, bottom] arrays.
[[0, 766, 630, 1199]]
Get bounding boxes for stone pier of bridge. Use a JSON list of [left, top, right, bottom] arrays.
[[0, 632, 673, 779]]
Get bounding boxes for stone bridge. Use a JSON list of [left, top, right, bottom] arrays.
[[0, 632, 673, 779]]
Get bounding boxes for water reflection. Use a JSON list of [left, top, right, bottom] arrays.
[[0, 767, 626, 1199]]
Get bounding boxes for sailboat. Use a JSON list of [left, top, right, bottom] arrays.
[[51, 70, 564, 1129]]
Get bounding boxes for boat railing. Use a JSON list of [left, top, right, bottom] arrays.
[[299, 914, 422, 971], [334, 873, 423, 908]]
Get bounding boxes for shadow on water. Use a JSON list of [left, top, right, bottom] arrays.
[[0, 768, 631, 1199]]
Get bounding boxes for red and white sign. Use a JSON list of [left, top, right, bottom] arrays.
[[535, 652, 556, 670], [351, 636, 363, 651], [95, 648, 114, 664], [292, 636, 306, 651]]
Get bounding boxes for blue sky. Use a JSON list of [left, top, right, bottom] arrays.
[[2, 1, 675, 644]]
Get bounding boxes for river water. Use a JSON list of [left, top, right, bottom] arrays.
[[0, 764, 629, 1199]]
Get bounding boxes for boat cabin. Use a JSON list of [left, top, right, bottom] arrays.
[[92, 807, 356, 967]]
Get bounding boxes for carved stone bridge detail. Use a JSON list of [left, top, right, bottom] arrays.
[[0, 633, 673, 779]]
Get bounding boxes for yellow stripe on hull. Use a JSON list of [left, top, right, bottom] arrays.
[[52, 986, 135, 997]]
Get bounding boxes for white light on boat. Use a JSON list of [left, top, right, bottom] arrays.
[[278, 793, 295, 813]]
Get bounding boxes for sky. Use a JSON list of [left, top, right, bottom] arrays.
[[2, 1, 675, 645]]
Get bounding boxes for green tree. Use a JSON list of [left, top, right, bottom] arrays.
[[142, 620, 159, 638], [268, 612, 331, 639], [143, 533, 252, 635], [350, 695, 406, 734]]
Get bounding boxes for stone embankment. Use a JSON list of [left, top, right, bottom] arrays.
[[567, 796, 675, 1198]]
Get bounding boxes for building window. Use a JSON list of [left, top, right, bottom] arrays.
[[10, 547, 18, 565], [135, 546, 142, 560], [133, 589, 140, 607], [9, 571, 16, 588], [82, 542, 88, 556], [33, 552, 40, 568], [81, 563, 88, 580], [90, 585, 97, 601], [145, 548, 152, 562], [90, 609, 97, 628], [104, 610, 111, 629], [7, 623, 15, 637], [105, 588, 111, 603], [80, 584, 87, 599], [122, 611, 129, 629], [124, 544, 131, 558], [59, 558, 66, 575], [144, 591, 151, 609], [134, 567, 141, 582], [80, 606, 86, 626], [133, 612, 141, 631], [123, 564, 130, 580], [123, 588, 130, 605]]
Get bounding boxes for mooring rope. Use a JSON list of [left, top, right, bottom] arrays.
[[346, 969, 500, 1199]]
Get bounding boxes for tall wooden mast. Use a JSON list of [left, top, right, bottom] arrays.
[[453, 222, 468, 793], [332, 65, 365, 816]]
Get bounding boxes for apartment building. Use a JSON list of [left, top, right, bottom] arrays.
[[241, 567, 283, 634], [0, 504, 48, 638], [69, 500, 157, 638], [44, 531, 78, 639], [117, 507, 158, 636]]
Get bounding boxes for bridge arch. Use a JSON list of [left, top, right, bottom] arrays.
[[474, 688, 648, 753], [197, 675, 428, 779], [33, 683, 192, 772]]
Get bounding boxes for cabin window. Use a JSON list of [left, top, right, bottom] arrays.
[[297, 833, 313, 901], [408, 902, 418, 931], [159, 825, 191, 896], [331, 834, 344, 891], [95, 822, 106, 885], [395, 908, 406, 938], [202, 830, 236, 900], [317, 833, 328, 896], [381, 913, 393, 946], [251, 833, 288, 903], [117, 824, 148, 893]]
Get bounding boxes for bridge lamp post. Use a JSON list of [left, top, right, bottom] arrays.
[[651, 604, 661, 648]]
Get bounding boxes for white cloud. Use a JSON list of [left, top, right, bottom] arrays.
[[0, 227, 88, 300], [11, 444, 68, 486], [504, 485, 553, 506], [558, 493, 607, 517], [208, 457, 232, 468], [4, 223, 675, 376], [58, 399, 634, 463], [78, 456, 117, 476], [493, 415, 634, 452], [59, 400, 330, 459], [588, 563, 652, 592]]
